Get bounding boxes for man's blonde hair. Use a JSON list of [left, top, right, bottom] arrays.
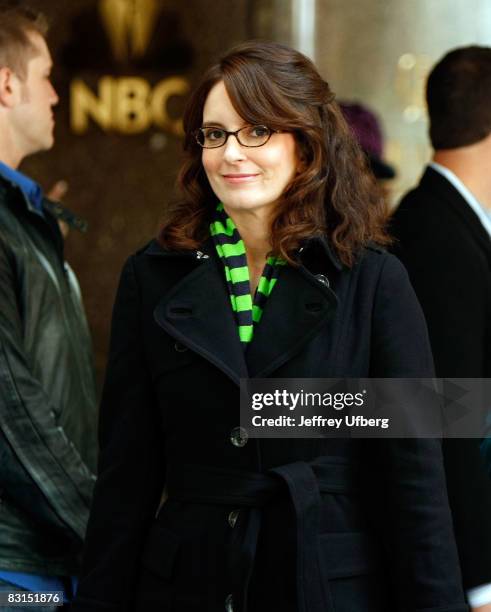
[[0, 5, 48, 80]]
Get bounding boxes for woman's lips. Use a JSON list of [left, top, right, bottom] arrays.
[[222, 173, 259, 183]]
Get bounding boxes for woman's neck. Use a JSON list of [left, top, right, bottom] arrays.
[[225, 206, 271, 265], [224, 206, 272, 294]]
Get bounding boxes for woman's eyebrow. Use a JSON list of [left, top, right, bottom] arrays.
[[201, 122, 227, 128], [201, 121, 249, 128]]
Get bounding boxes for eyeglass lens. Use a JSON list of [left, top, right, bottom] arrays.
[[197, 125, 272, 148]]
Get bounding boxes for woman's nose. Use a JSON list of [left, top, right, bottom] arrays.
[[222, 134, 247, 162]]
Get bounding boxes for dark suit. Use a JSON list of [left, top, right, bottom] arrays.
[[72, 236, 467, 612], [391, 165, 491, 590]]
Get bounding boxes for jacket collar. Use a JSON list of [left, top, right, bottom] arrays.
[[0, 162, 43, 214], [421, 166, 491, 256], [151, 235, 339, 386], [0, 172, 45, 217], [145, 233, 343, 272], [298, 234, 343, 272]]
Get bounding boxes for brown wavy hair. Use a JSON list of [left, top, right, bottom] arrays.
[[159, 40, 391, 267]]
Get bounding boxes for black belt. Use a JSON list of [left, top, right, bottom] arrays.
[[166, 458, 359, 612]]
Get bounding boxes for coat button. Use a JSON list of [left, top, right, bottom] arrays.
[[230, 427, 248, 447], [315, 273, 330, 287], [174, 341, 188, 352], [228, 510, 239, 527], [225, 593, 234, 611]]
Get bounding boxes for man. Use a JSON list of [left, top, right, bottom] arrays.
[[0, 6, 97, 609], [391, 46, 491, 611]]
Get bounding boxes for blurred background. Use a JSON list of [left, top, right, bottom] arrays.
[[17, 0, 491, 385]]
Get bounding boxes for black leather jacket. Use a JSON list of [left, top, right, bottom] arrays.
[[0, 175, 97, 575]]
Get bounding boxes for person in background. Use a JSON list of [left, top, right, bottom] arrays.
[[391, 46, 491, 612], [47, 179, 70, 237], [340, 101, 396, 181], [45, 179, 89, 238], [0, 6, 97, 611]]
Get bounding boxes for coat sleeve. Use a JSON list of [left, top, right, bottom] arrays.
[[369, 253, 468, 612], [72, 256, 166, 611], [0, 237, 94, 541]]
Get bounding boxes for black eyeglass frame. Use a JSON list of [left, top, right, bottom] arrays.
[[193, 124, 281, 149]]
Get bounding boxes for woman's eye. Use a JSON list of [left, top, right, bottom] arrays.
[[250, 126, 269, 138], [205, 129, 225, 141]]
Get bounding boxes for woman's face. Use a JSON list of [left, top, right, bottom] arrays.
[[201, 81, 299, 215]]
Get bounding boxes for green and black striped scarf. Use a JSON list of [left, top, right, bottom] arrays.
[[210, 202, 286, 346]]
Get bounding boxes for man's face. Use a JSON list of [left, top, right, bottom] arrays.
[[10, 31, 59, 157]]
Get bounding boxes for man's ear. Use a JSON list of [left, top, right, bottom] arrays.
[[0, 67, 20, 108]]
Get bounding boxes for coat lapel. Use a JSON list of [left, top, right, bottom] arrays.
[[423, 167, 491, 263], [152, 237, 339, 385], [154, 252, 249, 386], [245, 264, 338, 378]]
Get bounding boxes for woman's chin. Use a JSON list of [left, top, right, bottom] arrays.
[[220, 198, 273, 214]]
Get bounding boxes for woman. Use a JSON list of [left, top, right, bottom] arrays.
[[72, 42, 467, 612]]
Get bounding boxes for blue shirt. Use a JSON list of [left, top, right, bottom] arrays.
[[0, 161, 44, 216]]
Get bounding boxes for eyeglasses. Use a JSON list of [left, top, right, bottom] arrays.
[[194, 125, 279, 148]]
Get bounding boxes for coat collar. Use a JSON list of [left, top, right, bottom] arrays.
[[144, 233, 343, 272], [0, 174, 42, 217], [421, 166, 491, 257], [150, 236, 340, 386]]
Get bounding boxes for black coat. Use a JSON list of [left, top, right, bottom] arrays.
[[0, 176, 97, 576], [72, 236, 467, 612], [391, 166, 491, 590]]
